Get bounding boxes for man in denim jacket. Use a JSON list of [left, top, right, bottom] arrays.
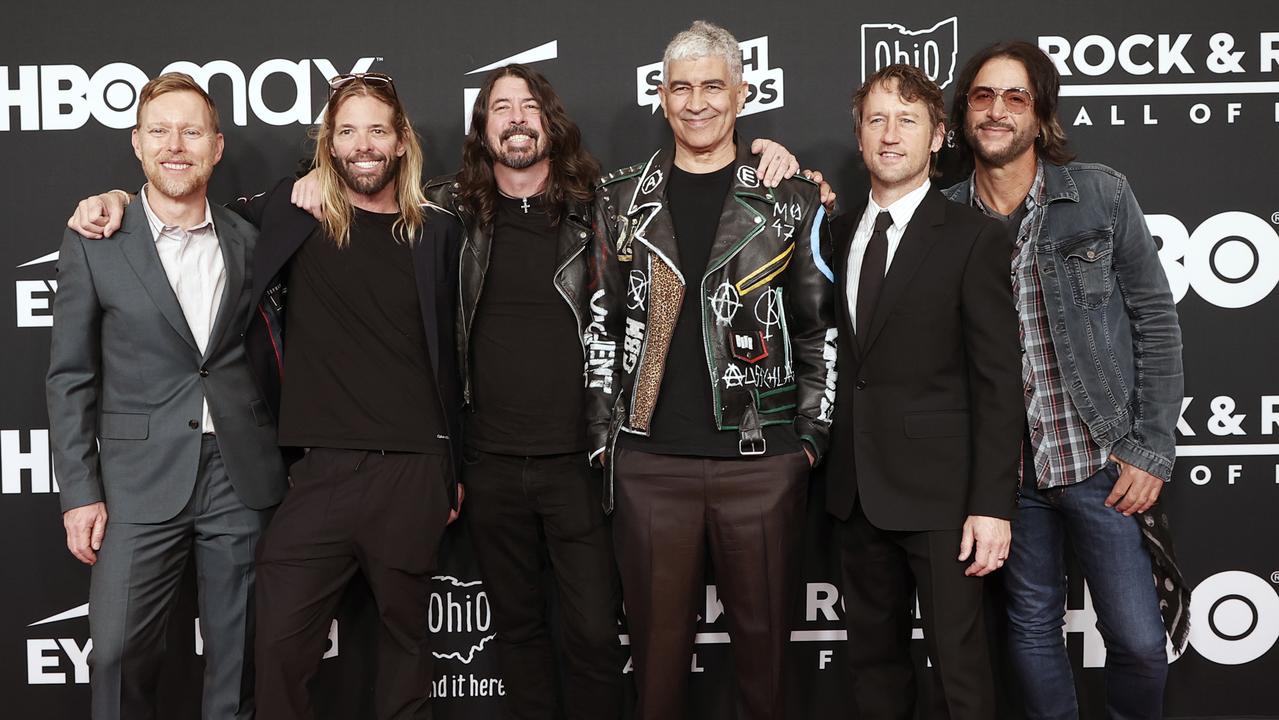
[[943, 41, 1187, 719]]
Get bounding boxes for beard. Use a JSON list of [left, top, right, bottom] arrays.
[[491, 125, 549, 170], [336, 151, 401, 195], [143, 154, 212, 199], [965, 119, 1037, 167]]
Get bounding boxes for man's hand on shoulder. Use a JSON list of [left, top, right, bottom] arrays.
[[67, 190, 130, 239], [63, 501, 108, 565], [958, 514, 1010, 577], [750, 138, 800, 187], [802, 169, 838, 214], [290, 168, 325, 221]]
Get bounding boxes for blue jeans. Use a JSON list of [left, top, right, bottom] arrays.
[[1004, 461, 1168, 720]]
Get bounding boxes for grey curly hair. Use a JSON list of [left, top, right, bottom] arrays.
[[662, 20, 743, 87]]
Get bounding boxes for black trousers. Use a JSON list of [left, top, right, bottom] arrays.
[[254, 448, 452, 720], [837, 500, 996, 720], [462, 449, 624, 720], [612, 448, 809, 720]]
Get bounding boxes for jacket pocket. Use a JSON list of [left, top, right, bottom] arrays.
[[903, 411, 969, 438], [99, 412, 149, 440], [1059, 231, 1114, 309], [250, 399, 274, 427]]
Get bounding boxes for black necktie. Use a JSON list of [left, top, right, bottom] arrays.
[[856, 210, 893, 343]]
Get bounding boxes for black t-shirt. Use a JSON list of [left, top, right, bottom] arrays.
[[622, 163, 799, 457], [466, 194, 587, 455], [277, 208, 448, 453]]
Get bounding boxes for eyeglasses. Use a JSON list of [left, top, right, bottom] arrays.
[[328, 72, 397, 98], [966, 86, 1033, 114]]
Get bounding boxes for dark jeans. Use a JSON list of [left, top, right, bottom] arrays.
[[462, 449, 624, 720], [255, 448, 452, 720], [612, 448, 808, 720], [1004, 460, 1168, 720]]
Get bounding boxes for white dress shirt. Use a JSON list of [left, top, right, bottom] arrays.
[[138, 185, 226, 433], [845, 179, 932, 332]]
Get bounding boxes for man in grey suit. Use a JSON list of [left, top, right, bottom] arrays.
[[47, 72, 288, 720]]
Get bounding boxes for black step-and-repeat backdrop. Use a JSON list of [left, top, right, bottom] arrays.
[[4, 1, 1277, 718]]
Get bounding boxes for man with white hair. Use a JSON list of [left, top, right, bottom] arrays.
[[588, 20, 836, 720]]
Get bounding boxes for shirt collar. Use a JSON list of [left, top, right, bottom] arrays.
[[967, 159, 1045, 215], [865, 178, 931, 232], [138, 183, 215, 241]]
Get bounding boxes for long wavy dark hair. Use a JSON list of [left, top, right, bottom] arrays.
[[950, 40, 1076, 167], [458, 64, 599, 228]]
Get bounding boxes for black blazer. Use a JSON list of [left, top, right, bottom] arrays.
[[824, 189, 1023, 531], [232, 178, 465, 503]]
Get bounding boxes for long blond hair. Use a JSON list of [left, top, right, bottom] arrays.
[[312, 80, 428, 247]]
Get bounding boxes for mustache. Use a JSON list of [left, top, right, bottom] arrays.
[[500, 125, 539, 142], [977, 121, 1016, 132]]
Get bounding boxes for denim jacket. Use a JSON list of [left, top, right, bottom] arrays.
[[945, 161, 1183, 480]]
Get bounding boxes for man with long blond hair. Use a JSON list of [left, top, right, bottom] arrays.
[[66, 72, 464, 720]]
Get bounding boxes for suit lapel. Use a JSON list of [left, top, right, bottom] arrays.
[[117, 204, 200, 353], [860, 190, 946, 356], [204, 207, 246, 360], [833, 205, 864, 360]]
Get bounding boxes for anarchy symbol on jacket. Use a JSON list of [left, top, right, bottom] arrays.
[[708, 282, 742, 325], [755, 288, 783, 340], [627, 269, 649, 311]]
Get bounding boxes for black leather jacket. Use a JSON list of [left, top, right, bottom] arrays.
[[591, 143, 838, 489], [424, 174, 616, 455]]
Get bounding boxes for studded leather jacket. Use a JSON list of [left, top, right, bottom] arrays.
[[424, 174, 617, 452], [590, 143, 837, 494]]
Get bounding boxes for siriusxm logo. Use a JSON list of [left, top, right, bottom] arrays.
[[860, 17, 958, 89], [0, 56, 378, 131], [461, 41, 558, 132], [636, 36, 784, 117]]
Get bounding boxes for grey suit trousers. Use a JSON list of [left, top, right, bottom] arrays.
[[88, 435, 270, 720]]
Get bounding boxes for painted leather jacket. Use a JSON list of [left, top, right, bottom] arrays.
[[424, 174, 603, 423], [590, 143, 837, 502]]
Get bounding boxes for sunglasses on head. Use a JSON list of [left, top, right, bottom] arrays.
[[328, 72, 397, 98]]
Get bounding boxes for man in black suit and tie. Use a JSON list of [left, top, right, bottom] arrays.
[[47, 73, 288, 720], [825, 63, 1023, 718]]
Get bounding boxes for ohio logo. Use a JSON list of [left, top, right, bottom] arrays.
[[428, 575, 495, 664], [0, 56, 378, 131], [636, 36, 784, 117], [860, 17, 959, 89]]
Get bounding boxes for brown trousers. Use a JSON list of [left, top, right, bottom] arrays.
[[612, 448, 809, 720]]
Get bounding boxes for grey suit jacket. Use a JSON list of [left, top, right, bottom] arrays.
[[47, 202, 288, 523]]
